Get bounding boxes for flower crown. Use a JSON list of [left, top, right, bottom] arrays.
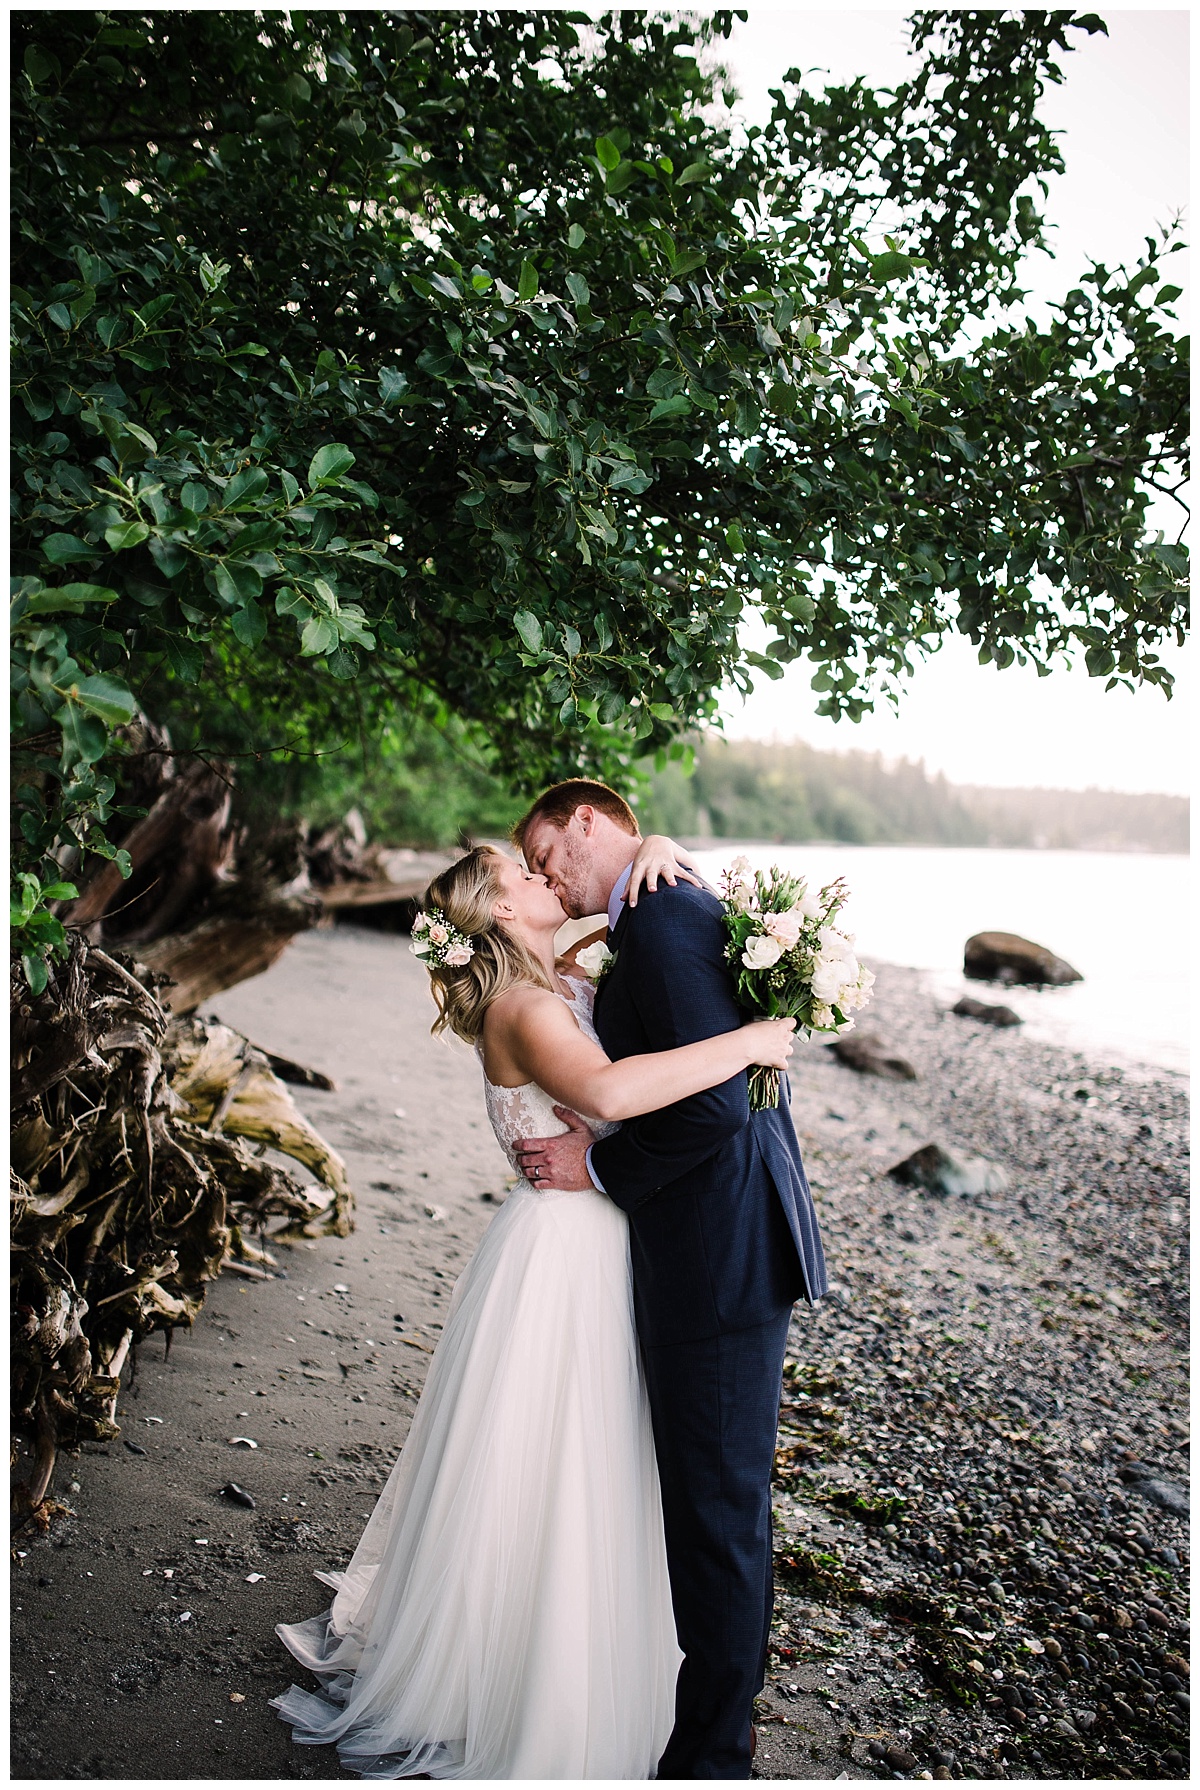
[[410, 906, 476, 969]]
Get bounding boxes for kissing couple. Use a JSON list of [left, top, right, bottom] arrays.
[[273, 779, 828, 1779]]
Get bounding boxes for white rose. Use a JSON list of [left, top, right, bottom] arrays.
[[742, 933, 784, 971], [811, 1001, 834, 1029], [817, 925, 855, 962], [763, 910, 803, 950], [444, 944, 473, 967], [810, 954, 850, 1002], [575, 940, 614, 981], [409, 937, 430, 957], [797, 888, 823, 921]]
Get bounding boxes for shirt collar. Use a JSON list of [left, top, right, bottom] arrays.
[[607, 861, 634, 933]]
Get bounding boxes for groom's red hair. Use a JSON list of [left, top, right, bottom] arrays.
[[513, 780, 638, 852]]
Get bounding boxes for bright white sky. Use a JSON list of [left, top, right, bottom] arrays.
[[710, 9, 1190, 795]]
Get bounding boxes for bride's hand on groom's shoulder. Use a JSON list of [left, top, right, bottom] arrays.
[[626, 835, 705, 908]]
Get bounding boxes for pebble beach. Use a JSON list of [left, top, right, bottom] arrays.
[[10, 924, 1190, 1782]]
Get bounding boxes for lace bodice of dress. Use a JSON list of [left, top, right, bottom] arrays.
[[480, 975, 619, 1192]]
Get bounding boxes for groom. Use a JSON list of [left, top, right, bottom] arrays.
[[513, 781, 827, 1780]]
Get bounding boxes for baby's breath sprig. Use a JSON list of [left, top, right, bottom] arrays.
[[410, 907, 475, 969]]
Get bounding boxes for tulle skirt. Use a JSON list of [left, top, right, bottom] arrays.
[[271, 1183, 681, 1778]]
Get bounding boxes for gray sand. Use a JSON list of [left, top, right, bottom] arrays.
[[11, 925, 1189, 1781]]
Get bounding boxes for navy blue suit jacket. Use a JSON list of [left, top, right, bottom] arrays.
[[589, 880, 828, 1348]]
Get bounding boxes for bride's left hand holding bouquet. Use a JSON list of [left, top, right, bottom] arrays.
[[720, 856, 875, 1110]]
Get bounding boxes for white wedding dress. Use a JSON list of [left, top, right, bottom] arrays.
[[271, 976, 681, 1778]]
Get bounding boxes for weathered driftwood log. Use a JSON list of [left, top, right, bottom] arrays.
[[10, 936, 354, 1527], [56, 740, 318, 1013]]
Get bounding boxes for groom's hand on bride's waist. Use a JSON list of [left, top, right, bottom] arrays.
[[513, 1108, 596, 1191]]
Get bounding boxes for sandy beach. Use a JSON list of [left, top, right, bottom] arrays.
[[11, 921, 1189, 1782]]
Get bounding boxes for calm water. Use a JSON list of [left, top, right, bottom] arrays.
[[691, 844, 1190, 1076]]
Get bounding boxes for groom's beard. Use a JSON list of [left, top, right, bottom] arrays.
[[548, 830, 594, 920]]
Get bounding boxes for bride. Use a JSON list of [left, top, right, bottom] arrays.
[[271, 836, 795, 1780]]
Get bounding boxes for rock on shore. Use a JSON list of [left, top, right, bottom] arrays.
[[964, 932, 1083, 988]]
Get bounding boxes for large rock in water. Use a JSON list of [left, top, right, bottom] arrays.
[[964, 931, 1083, 987]]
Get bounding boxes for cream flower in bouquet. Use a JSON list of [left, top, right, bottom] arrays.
[[718, 860, 874, 1110]]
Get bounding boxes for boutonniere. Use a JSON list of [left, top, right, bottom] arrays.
[[575, 940, 616, 985]]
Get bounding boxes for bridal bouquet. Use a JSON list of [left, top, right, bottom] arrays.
[[720, 856, 875, 1110]]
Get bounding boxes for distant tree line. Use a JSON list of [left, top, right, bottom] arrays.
[[263, 723, 1186, 855], [639, 738, 1188, 854]]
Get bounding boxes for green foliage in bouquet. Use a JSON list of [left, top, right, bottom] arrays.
[[719, 859, 874, 1110]]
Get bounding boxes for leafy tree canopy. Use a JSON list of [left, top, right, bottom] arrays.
[[11, 8, 1189, 977]]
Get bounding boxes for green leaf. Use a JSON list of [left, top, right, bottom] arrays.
[[563, 624, 581, 657], [300, 614, 339, 655], [22, 953, 49, 997], [513, 610, 544, 653], [41, 533, 96, 566], [325, 645, 360, 679], [567, 224, 586, 250], [59, 700, 108, 763], [308, 443, 356, 488], [181, 481, 209, 513], [39, 882, 79, 903], [649, 394, 691, 423], [378, 367, 407, 405], [104, 520, 151, 552], [870, 250, 914, 283], [68, 672, 138, 726], [23, 45, 54, 86], [671, 249, 708, 280], [677, 161, 710, 185], [214, 561, 264, 606], [428, 270, 462, 300], [604, 162, 636, 195], [224, 466, 269, 507], [565, 271, 590, 308], [165, 635, 204, 683], [517, 260, 540, 302], [595, 136, 621, 171], [18, 583, 119, 617], [230, 600, 267, 646]]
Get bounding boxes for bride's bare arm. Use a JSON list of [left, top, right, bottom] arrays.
[[484, 987, 795, 1124]]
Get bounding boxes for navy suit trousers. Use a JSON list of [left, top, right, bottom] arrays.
[[644, 1305, 794, 1780]]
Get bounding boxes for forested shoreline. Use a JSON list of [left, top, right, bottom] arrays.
[[641, 738, 1190, 854], [267, 717, 1187, 855]]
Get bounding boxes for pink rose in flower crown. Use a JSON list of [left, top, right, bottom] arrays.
[[762, 909, 804, 950], [427, 921, 450, 946], [443, 945, 473, 967]]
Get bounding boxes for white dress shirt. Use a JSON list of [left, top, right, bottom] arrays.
[[584, 860, 634, 1192]]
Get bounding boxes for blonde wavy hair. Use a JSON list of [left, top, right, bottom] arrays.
[[422, 846, 555, 1044]]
